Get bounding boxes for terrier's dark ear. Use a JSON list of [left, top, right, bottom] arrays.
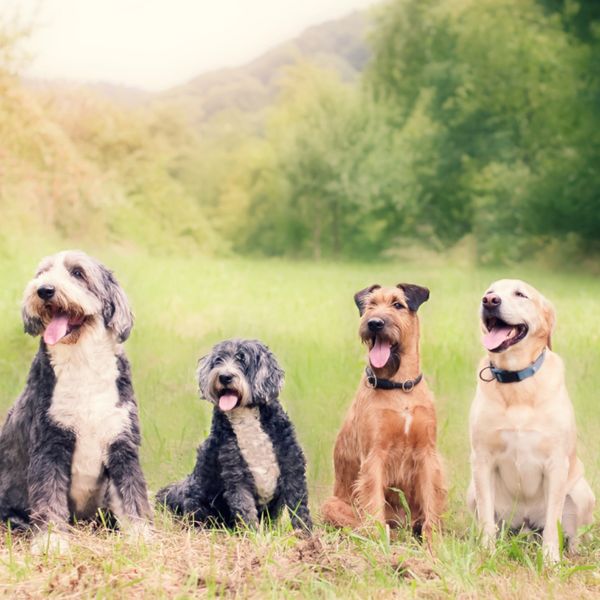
[[397, 284, 430, 312], [354, 284, 381, 316]]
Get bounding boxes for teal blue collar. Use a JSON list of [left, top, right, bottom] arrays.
[[480, 350, 546, 384]]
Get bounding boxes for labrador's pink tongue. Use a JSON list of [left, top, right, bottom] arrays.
[[369, 338, 391, 369], [483, 326, 514, 351], [218, 394, 238, 411], [43, 315, 69, 346]]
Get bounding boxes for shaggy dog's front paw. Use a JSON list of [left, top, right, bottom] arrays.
[[31, 531, 70, 556]]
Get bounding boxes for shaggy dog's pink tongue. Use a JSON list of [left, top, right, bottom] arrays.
[[43, 314, 69, 346], [483, 325, 514, 351], [369, 338, 391, 369], [219, 394, 238, 411]]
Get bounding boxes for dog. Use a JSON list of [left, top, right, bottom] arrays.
[[156, 339, 312, 531], [321, 284, 446, 541], [0, 250, 152, 553], [467, 279, 595, 561]]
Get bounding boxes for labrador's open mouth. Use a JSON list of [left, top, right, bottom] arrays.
[[483, 317, 528, 352]]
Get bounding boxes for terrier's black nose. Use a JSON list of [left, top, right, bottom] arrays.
[[482, 293, 501, 307], [367, 318, 385, 332], [37, 285, 55, 301], [219, 373, 233, 385]]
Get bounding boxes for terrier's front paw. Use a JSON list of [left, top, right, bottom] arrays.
[[31, 531, 70, 556]]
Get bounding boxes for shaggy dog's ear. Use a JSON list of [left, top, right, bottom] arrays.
[[101, 268, 134, 342], [196, 354, 211, 399], [354, 285, 381, 316], [21, 307, 43, 337], [252, 343, 284, 402], [397, 283, 430, 312]]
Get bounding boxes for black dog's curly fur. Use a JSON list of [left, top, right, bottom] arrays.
[[156, 339, 312, 531]]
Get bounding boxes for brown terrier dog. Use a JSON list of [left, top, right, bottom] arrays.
[[321, 284, 446, 540]]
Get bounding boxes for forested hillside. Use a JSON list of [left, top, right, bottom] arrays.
[[1, 0, 599, 265]]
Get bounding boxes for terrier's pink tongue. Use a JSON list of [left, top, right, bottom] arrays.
[[218, 394, 238, 411], [43, 315, 69, 346], [369, 338, 391, 369], [483, 326, 514, 351]]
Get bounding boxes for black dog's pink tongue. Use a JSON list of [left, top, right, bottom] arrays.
[[43, 314, 69, 346], [219, 394, 238, 411], [369, 338, 391, 369]]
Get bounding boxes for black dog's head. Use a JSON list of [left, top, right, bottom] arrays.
[[197, 339, 284, 412]]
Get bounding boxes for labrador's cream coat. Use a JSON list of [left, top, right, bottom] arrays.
[[467, 279, 594, 562]]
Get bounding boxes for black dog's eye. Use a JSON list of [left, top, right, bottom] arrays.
[[235, 352, 247, 366], [515, 291, 528, 299], [213, 356, 223, 367], [71, 267, 85, 280], [393, 302, 405, 310]]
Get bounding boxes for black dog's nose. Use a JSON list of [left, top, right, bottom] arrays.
[[37, 285, 55, 301], [367, 318, 385, 332], [482, 293, 501, 307], [219, 373, 233, 385]]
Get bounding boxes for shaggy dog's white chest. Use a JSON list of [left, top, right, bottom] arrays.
[[227, 407, 280, 506], [48, 327, 128, 514]]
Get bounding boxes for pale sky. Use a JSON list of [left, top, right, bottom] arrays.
[[11, 0, 376, 91]]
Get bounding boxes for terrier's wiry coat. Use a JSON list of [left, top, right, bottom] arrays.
[[321, 284, 446, 541], [156, 339, 312, 531], [0, 251, 151, 552]]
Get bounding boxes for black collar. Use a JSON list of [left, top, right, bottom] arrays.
[[365, 366, 423, 392], [479, 349, 546, 384]]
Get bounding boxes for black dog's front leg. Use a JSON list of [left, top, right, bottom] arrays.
[[27, 426, 75, 552], [106, 435, 152, 526], [219, 444, 258, 528], [274, 418, 313, 531]]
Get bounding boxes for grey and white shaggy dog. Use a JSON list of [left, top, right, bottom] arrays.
[[156, 339, 312, 531], [0, 250, 151, 552]]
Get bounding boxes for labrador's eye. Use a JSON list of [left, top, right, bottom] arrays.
[[515, 291, 528, 299]]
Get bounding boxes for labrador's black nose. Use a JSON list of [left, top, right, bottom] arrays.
[[367, 318, 385, 332], [37, 285, 55, 301], [219, 373, 234, 385], [482, 293, 501, 307]]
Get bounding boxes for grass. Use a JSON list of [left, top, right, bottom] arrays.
[[1, 246, 600, 597]]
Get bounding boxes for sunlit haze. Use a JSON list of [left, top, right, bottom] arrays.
[[13, 0, 376, 91]]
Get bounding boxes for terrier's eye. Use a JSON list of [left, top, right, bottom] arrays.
[[515, 291, 528, 299], [71, 267, 85, 280], [393, 302, 405, 310]]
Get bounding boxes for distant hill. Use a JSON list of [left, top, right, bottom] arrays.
[[161, 11, 370, 125]]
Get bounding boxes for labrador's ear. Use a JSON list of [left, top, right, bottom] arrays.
[[541, 296, 556, 350], [354, 285, 381, 316], [397, 284, 430, 312]]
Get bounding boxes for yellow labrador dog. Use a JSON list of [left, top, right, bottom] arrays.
[[467, 279, 594, 562]]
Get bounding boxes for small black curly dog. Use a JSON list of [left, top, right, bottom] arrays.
[[156, 339, 312, 531]]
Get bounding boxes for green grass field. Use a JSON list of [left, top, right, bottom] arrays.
[[1, 248, 600, 597]]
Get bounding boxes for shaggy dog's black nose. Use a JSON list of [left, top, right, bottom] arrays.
[[482, 293, 501, 307], [219, 373, 233, 385], [368, 318, 385, 332], [37, 285, 55, 300]]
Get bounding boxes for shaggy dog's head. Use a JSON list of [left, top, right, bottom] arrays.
[[354, 283, 430, 377], [480, 279, 555, 354], [22, 250, 133, 345], [197, 339, 284, 412]]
